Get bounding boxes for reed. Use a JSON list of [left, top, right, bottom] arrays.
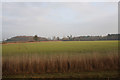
[[2, 53, 118, 75]]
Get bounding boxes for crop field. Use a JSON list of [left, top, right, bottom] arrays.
[[2, 41, 119, 78]]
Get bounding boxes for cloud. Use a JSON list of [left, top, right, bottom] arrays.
[[2, 2, 118, 39]]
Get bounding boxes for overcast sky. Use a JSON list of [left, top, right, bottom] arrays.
[[2, 2, 118, 39]]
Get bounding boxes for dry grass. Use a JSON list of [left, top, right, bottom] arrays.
[[2, 53, 119, 76], [2, 41, 119, 77]]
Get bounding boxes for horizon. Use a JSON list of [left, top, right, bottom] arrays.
[[3, 33, 119, 41], [2, 2, 118, 40]]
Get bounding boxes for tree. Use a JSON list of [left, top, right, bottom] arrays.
[[67, 35, 73, 41], [56, 37, 60, 40], [52, 36, 56, 40], [33, 35, 39, 41]]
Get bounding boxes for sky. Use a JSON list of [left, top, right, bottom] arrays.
[[2, 2, 118, 40]]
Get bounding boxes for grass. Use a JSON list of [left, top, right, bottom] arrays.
[[3, 71, 119, 78], [3, 41, 118, 55], [2, 41, 119, 78]]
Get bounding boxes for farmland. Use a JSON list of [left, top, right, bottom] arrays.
[[2, 41, 119, 78]]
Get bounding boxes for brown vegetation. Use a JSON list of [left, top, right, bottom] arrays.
[[2, 53, 118, 76]]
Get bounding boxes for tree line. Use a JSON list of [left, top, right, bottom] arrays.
[[33, 34, 120, 41]]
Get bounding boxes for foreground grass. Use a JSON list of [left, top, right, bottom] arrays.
[[2, 41, 119, 78], [3, 71, 119, 78]]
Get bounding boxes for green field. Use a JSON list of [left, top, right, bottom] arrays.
[[3, 41, 118, 55], [2, 41, 119, 78]]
